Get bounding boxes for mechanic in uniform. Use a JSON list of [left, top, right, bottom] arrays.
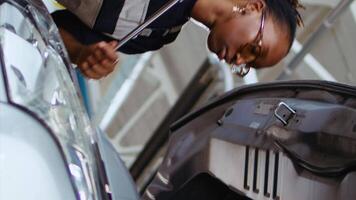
[[52, 0, 303, 79]]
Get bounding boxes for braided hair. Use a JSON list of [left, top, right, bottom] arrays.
[[288, 0, 305, 26], [264, 0, 304, 47]]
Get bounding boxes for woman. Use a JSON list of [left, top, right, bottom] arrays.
[[53, 0, 303, 79]]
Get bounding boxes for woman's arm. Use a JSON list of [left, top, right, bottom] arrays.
[[58, 28, 84, 63]]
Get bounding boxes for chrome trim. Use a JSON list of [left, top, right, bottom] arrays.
[[274, 102, 296, 126], [0, 40, 8, 102], [157, 172, 169, 185], [145, 189, 156, 200]]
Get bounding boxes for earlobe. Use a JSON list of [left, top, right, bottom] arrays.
[[246, 0, 265, 13], [232, 0, 265, 16], [236, 54, 246, 65]]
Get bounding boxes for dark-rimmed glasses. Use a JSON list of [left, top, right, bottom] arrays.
[[231, 10, 266, 77]]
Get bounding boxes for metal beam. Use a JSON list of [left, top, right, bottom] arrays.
[[129, 58, 214, 180], [97, 52, 153, 129], [277, 0, 355, 80], [290, 40, 336, 81]]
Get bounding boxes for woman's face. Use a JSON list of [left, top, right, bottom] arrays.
[[207, 11, 290, 69]]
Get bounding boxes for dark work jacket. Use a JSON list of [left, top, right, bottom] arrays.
[[52, 0, 197, 54]]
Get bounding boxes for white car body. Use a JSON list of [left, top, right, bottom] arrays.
[[0, 0, 138, 199]]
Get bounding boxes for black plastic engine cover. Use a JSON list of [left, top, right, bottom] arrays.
[[143, 80, 356, 200]]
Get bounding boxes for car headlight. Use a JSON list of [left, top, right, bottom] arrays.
[[0, 1, 104, 199]]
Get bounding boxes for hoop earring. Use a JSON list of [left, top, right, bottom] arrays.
[[231, 63, 251, 77]]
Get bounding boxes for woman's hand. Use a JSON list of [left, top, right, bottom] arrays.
[[76, 41, 119, 79], [58, 28, 119, 79]]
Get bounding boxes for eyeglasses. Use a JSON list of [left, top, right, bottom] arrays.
[[231, 10, 265, 77]]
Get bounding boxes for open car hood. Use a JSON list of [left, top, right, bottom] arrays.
[[144, 80, 356, 200]]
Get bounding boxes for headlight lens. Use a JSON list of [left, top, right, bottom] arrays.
[[0, 1, 102, 199]]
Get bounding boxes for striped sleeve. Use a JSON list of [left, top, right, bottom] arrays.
[[111, 0, 150, 39], [57, 0, 150, 37]]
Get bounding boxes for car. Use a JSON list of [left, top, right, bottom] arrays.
[[143, 80, 356, 200], [2, 1, 356, 200], [0, 0, 138, 199]]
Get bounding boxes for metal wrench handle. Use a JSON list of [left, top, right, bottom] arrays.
[[114, 0, 182, 51]]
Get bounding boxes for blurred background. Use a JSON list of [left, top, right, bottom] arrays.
[[47, 0, 356, 193]]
